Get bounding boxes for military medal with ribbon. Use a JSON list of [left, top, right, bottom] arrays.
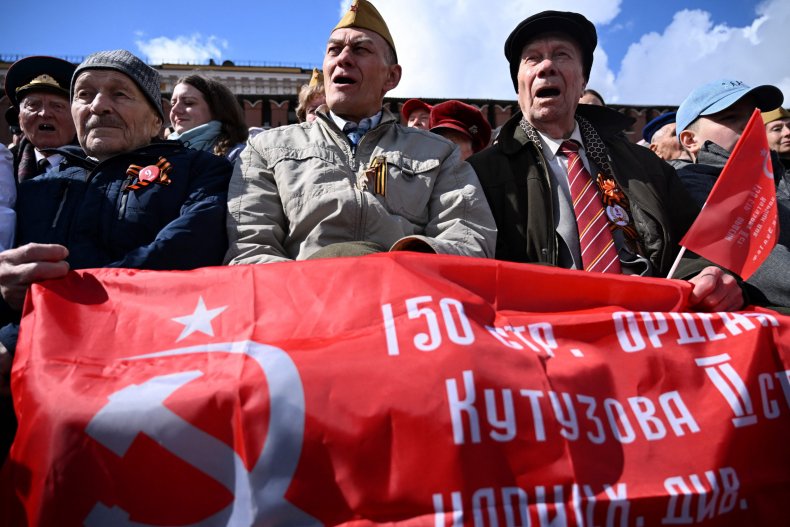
[[596, 172, 638, 239], [124, 157, 173, 192], [362, 156, 387, 196]]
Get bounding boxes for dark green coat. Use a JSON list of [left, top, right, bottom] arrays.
[[468, 105, 708, 280]]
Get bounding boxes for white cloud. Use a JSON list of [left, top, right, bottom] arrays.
[[607, 0, 790, 105], [134, 34, 228, 65], [334, 0, 790, 108], [354, 0, 622, 100]]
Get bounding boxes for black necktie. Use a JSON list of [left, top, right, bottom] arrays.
[[36, 158, 50, 175]]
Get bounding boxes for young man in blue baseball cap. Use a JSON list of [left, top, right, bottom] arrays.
[[677, 80, 781, 166], [675, 79, 789, 311]]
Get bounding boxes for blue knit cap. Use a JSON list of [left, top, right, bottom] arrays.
[[71, 49, 164, 120]]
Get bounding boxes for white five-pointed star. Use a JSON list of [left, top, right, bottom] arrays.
[[172, 296, 228, 342]]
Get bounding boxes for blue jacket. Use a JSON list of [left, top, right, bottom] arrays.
[[0, 141, 232, 353], [15, 141, 231, 270]]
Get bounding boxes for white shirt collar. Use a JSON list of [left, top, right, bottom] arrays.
[[329, 110, 383, 132], [34, 149, 64, 169], [536, 121, 585, 161]]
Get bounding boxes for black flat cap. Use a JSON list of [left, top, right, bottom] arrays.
[[504, 11, 597, 92], [4, 56, 76, 108]]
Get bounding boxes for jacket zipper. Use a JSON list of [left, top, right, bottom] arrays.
[[51, 182, 71, 229], [118, 174, 135, 220]]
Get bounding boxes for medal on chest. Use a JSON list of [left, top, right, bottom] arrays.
[[124, 156, 173, 192]]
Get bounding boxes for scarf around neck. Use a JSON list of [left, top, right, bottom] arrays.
[[169, 120, 222, 153], [519, 114, 641, 249]]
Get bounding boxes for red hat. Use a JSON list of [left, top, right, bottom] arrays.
[[429, 100, 492, 153], [400, 98, 432, 120]]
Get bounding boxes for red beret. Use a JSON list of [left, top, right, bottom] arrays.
[[400, 98, 432, 120], [429, 100, 492, 153]]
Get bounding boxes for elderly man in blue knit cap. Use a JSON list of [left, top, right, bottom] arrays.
[[0, 50, 232, 406]]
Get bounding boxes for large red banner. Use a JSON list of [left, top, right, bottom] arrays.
[[1, 253, 789, 526]]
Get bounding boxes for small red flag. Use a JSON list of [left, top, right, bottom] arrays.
[[680, 109, 779, 280]]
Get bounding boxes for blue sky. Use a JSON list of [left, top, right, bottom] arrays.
[[2, 0, 788, 105]]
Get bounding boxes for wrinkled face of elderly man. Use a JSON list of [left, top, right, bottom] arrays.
[[18, 91, 76, 150], [516, 32, 587, 139], [71, 70, 163, 162], [323, 26, 402, 123], [650, 122, 685, 161]]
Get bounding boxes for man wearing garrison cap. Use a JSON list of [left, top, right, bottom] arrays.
[[0, 50, 232, 376], [4, 56, 77, 182], [467, 10, 745, 312], [225, 0, 495, 263], [296, 68, 326, 124], [763, 107, 790, 179]]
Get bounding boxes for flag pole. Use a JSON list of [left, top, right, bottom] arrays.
[[666, 246, 687, 279]]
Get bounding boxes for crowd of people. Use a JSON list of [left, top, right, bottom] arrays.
[[0, 0, 789, 460]]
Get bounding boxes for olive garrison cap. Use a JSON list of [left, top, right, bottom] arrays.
[[332, 0, 397, 62]]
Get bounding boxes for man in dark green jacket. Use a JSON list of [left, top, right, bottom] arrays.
[[468, 10, 743, 312]]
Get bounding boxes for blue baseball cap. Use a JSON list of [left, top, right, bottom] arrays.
[[676, 79, 783, 137], [642, 112, 676, 143]]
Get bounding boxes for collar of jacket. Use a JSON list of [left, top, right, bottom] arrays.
[[696, 141, 730, 169], [497, 104, 635, 155], [43, 140, 189, 170], [697, 140, 786, 188], [314, 105, 398, 137]]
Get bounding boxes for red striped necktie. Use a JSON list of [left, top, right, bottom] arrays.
[[559, 140, 621, 274]]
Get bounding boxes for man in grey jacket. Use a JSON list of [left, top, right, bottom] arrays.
[[224, 0, 496, 264]]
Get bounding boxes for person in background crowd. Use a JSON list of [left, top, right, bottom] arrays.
[[642, 111, 691, 166], [675, 80, 783, 203], [579, 88, 605, 106], [4, 107, 22, 150], [468, 10, 744, 312], [168, 74, 248, 163], [429, 100, 492, 160], [224, 0, 495, 264], [296, 68, 326, 124], [4, 56, 76, 181], [763, 107, 790, 179], [401, 98, 431, 129], [0, 145, 14, 251], [675, 79, 789, 311]]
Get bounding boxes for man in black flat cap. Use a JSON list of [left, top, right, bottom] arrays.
[[4, 56, 77, 181], [467, 10, 745, 312]]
